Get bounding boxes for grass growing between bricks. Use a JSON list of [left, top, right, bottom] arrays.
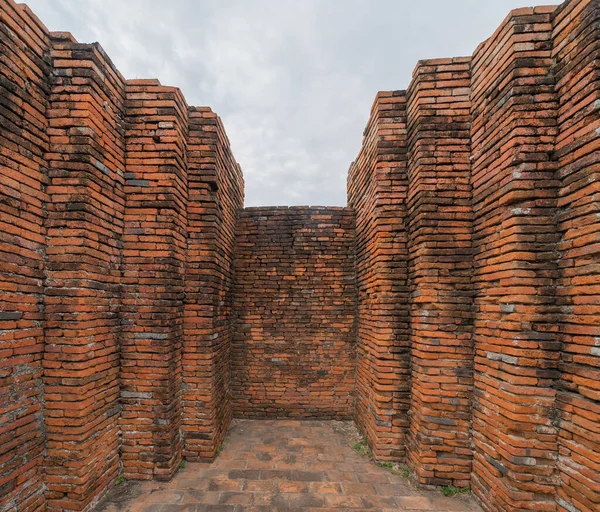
[[351, 433, 471, 496], [351, 436, 412, 479], [441, 485, 471, 497]]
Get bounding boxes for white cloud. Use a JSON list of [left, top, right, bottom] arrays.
[[28, 0, 559, 206]]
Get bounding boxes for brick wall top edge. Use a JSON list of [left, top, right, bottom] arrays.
[[189, 106, 215, 114], [49, 32, 127, 84], [49, 31, 75, 42], [16, 1, 49, 33], [473, 3, 560, 56], [126, 78, 162, 86], [551, 0, 590, 23], [242, 206, 352, 212], [410, 56, 471, 79], [14, 0, 241, 144], [370, 90, 407, 115]]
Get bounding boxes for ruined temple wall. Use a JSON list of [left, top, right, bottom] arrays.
[[43, 31, 127, 512], [350, 1, 599, 512], [552, 1, 600, 510], [183, 108, 244, 460], [0, 0, 244, 508], [1, 0, 599, 511], [405, 57, 474, 488], [469, 7, 561, 511], [120, 79, 188, 482], [0, 2, 50, 510], [231, 207, 356, 418], [347, 92, 410, 459]]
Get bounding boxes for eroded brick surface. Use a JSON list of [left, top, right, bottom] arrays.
[[347, 92, 410, 462], [0, 0, 599, 511], [231, 208, 356, 419]]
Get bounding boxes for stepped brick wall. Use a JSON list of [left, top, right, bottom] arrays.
[[0, 0, 599, 511], [405, 57, 474, 488], [347, 91, 410, 460], [349, 1, 599, 511], [231, 207, 356, 418], [0, 1, 243, 510]]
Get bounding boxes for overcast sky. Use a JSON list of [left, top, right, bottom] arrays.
[[28, 0, 558, 207]]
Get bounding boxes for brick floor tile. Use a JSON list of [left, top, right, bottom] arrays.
[[228, 470, 261, 480], [218, 492, 253, 505], [342, 482, 377, 495], [357, 472, 391, 484], [242, 480, 274, 492], [324, 493, 365, 507], [394, 496, 434, 509], [146, 490, 185, 504], [325, 470, 358, 482], [309, 481, 342, 494], [375, 482, 416, 496], [278, 480, 310, 493], [103, 420, 483, 512], [207, 479, 244, 492]]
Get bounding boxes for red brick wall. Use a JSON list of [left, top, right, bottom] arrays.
[[231, 207, 356, 418], [469, 7, 561, 512], [183, 108, 244, 460], [0, 0, 243, 507], [1, 0, 599, 511], [406, 57, 474, 488], [349, 2, 599, 511], [43, 32, 127, 511], [552, 1, 600, 510], [347, 92, 410, 460], [120, 79, 187, 482], [0, 3, 50, 510]]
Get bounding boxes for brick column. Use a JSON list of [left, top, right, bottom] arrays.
[[552, 1, 600, 511], [43, 34, 126, 511], [121, 80, 187, 480], [183, 107, 243, 459], [406, 57, 474, 487], [347, 91, 410, 460], [470, 8, 560, 511], [0, 2, 50, 510]]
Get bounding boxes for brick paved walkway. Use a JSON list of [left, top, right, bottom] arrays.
[[101, 420, 482, 511]]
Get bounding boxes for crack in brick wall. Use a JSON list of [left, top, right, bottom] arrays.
[[0, 0, 598, 511]]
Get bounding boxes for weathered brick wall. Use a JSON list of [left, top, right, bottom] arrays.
[[0, 0, 243, 508], [347, 92, 410, 460], [469, 7, 561, 512], [121, 79, 187, 482], [183, 108, 244, 460], [231, 207, 356, 418], [0, 3, 50, 511], [552, 1, 600, 511], [1, 0, 599, 511], [43, 32, 127, 511], [406, 57, 474, 488], [350, 2, 599, 512]]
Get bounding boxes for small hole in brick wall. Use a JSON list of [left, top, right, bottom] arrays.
[[208, 181, 218, 192]]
